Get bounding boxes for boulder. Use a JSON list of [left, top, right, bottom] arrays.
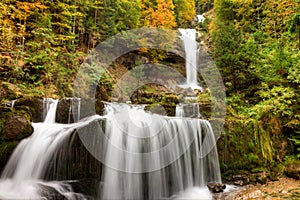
[[13, 96, 44, 122], [56, 98, 77, 123], [5, 115, 33, 140], [0, 105, 34, 172], [286, 163, 300, 180], [0, 106, 33, 141], [207, 182, 226, 193]]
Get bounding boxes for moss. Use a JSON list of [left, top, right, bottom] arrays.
[[13, 96, 43, 122], [0, 141, 19, 172], [0, 106, 33, 141]]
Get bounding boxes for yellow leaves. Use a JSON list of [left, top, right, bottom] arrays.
[[13, 1, 47, 19], [16, 1, 47, 12], [231, 0, 253, 6], [151, 0, 176, 28]]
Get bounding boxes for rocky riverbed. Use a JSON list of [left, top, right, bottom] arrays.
[[214, 178, 300, 199]]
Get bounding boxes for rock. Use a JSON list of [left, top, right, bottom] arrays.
[[56, 98, 80, 123], [39, 184, 71, 200], [232, 175, 243, 180], [286, 163, 300, 180], [4, 115, 33, 140], [232, 174, 246, 186], [13, 96, 44, 122], [0, 106, 33, 172], [256, 172, 270, 184], [207, 182, 226, 193], [234, 180, 244, 186], [0, 141, 19, 173]]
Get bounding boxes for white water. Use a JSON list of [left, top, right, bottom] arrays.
[[0, 98, 100, 200], [0, 100, 221, 200], [197, 15, 206, 23], [179, 29, 202, 91], [100, 103, 221, 199], [176, 103, 201, 118]]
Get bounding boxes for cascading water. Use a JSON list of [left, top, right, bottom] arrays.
[[0, 99, 222, 199], [100, 103, 220, 199], [43, 98, 56, 121], [0, 98, 100, 199], [178, 28, 202, 91], [176, 103, 201, 118]]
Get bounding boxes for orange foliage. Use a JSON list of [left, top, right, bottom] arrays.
[[141, 0, 177, 28]]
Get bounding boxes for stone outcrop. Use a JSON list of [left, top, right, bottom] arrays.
[[5, 115, 33, 140]]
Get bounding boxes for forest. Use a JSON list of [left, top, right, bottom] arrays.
[[0, 0, 300, 198]]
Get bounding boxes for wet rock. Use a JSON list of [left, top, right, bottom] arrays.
[[207, 182, 226, 193], [0, 141, 19, 173], [232, 174, 249, 186], [5, 115, 33, 140], [69, 179, 100, 199], [234, 180, 244, 186], [39, 184, 89, 200], [13, 96, 44, 122], [56, 98, 82, 123], [0, 105, 34, 171], [286, 163, 300, 180], [39, 184, 68, 200]]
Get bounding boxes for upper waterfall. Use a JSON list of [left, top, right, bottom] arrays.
[[179, 28, 203, 91]]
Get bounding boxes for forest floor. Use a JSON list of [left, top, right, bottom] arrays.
[[214, 177, 300, 199]]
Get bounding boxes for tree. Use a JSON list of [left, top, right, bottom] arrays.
[[98, 0, 141, 39], [173, 0, 195, 26], [141, 0, 177, 28]]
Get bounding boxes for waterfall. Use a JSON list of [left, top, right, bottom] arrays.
[[176, 103, 201, 118], [178, 28, 203, 91], [0, 98, 100, 200], [0, 100, 221, 200], [100, 103, 220, 199], [11, 99, 16, 108], [43, 98, 56, 121]]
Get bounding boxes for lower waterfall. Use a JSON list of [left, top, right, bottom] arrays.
[[0, 99, 221, 200]]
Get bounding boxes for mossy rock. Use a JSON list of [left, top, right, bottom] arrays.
[[144, 103, 175, 116], [0, 141, 19, 173], [0, 105, 33, 173], [13, 96, 44, 122], [0, 107, 33, 141]]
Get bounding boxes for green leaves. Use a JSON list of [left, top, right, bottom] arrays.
[[212, 0, 300, 167]]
